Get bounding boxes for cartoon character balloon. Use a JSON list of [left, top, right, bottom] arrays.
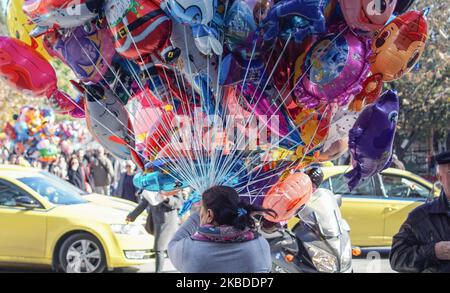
[[22, 0, 100, 37], [339, 0, 398, 32], [84, 84, 139, 163], [43, 26, 116, 83], [293, 31, 371, 108], [345, 90, 399, 190], [6, 0, 52, 60], [162, 0, 222, 55], [262, 0, 328, 43], [104, 0, 177, 63], [370, 11, 428, 81]]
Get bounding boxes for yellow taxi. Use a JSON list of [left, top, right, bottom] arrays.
[[0, 165, 153, 273], [290, 166, 440, 247]]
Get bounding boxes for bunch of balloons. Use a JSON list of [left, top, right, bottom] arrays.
[[0, 0, 428, 222], [2, 107, 90, 163]]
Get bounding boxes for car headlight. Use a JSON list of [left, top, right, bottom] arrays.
[[110, 224, 145, 236], [305, 245, 338, 273]]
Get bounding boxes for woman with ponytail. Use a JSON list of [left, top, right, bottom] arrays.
[[168, 186, 276, 273]]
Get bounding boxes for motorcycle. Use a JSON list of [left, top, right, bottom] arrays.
[[262, 188, 353, 273]]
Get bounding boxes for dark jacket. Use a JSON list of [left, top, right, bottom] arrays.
[[68, 168, 86, 191], [115, 172, 137, 202], [390, 191, 450, 273], [90, 155, 114, 187]]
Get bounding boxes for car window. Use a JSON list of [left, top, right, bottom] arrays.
[[0, 180, 36, 207], [329, 174, 376, 197], [18, 176, 88, 205], [380, 174, 430, 200]]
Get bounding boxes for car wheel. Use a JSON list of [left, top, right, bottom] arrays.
[[58, 233, 106, 273]]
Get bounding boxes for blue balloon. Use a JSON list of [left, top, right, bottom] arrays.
[[262, 0, 328, 43]]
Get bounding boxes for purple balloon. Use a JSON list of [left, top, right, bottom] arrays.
[[239, 84, 290, 137], [345, 90, 399, 190], [45, 26, 116, 83], [294, 30, 371, 108]]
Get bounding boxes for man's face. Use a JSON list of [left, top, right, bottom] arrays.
[[437, 163, 450, 199]]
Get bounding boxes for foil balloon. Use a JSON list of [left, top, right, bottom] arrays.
[[293, 30, 371, 108], [47, 90, 78, 114], [104, 0, 176, 63], [262, 0, 328, 43], [6, 0, 52, 60], [322, 107, 359, 152], [162, 0, 222, 56], [170, 24, 219, 99], [339, 0, 398, 32], [345, 90, 399, 190], [38, 143, 58, 163], [84, 84, 137, 161], [395, 0, 415, 14], [370, 11, 428, 82], [144, 109, 176, 159], [22, 0, 100, 37], [263, 172, 313, 222], [0, 36, 57, 97], [288, 104, 335, 162], [43, 26, 116, 83], [220, 0, 273, 85], [317, 137, 348, 162], [133, 169, 189, 192], [239, 84, 291, 139]]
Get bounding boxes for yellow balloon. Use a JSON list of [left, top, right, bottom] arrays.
[[5, 0, 52, 60]]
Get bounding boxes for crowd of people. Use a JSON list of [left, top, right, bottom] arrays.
[[0, 145, 139, 202]]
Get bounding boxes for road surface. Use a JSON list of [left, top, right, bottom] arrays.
[[0, 252, 395, 273]]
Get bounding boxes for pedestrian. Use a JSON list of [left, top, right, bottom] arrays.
[[168, 185, 276, 273], [90, 147, 114, 195], [49, 154, 67, 179], [115, 161, 138, 202], [127, 189, 183, 273], [67, 155, 92, 193], [390, 151, 450, 273]]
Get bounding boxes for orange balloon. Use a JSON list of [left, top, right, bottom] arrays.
[[263, 172, 313, 222], [370, 11, 428, 82]]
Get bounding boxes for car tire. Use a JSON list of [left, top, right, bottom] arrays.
[[58, 233, 106, 273]]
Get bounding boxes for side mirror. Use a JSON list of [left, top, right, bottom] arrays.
[[15, 196, 41, 209]]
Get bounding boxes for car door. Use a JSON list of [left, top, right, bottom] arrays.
[[0, 179, 48, 260], [326, 174, 387, 247], [379, 174, 430, 245]]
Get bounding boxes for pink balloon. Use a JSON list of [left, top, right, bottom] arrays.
[[47, 90, 77, 114], [294, 30, 371, 108], [339, 0, 398, 32]]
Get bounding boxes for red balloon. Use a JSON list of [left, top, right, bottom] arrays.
[[105, 0, 173, 61], [0, 36, 57, 97]]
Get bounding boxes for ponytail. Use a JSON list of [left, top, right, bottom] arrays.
[[202, 186, 277, 231]]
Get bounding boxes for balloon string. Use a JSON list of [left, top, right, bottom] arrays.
[[71, 33, 198, 187]]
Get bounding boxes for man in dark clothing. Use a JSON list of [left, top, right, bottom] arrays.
[[390, 151, 450, 273], [90, 148, 114, 195], [115, 161, 138, 202]]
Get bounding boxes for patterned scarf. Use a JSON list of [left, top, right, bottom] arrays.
[[191, 225, 258, 243]]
